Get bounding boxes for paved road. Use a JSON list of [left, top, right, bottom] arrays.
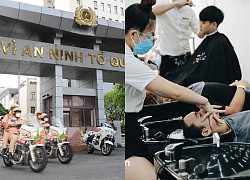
[[0, 148, 125, 180]]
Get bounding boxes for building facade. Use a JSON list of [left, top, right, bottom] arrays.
[[12, 0, 125, 23], [19, 78, 39, 118], [0, 88, 18, 109], [0, 78, 39, 120], [0, 0, 124, 132]]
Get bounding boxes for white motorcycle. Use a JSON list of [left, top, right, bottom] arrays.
[[82, 123, 115, 156], [1, 117, 48, 172], [43, 117, 73, 164]]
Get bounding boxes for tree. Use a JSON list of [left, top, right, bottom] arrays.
[[0, 103, 8, 116], [104, 83, 125, 121]]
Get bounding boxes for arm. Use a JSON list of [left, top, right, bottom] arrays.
[[224, 80, 249, 115], [152, 0, 191, 16], [145, 75, 210, 108]]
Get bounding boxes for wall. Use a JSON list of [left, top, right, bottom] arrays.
[[19, 80, 28, 119]]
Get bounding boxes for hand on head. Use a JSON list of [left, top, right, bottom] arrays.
[[198, 104, 225, 128]]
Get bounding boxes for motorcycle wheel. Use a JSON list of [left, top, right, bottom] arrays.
[[101, 144, 113, 156], [3, 157, 14, 167], [29, 146, 48, 173], [57, 144, 73, 164], [45, 143, 54, 159], [87, 144, 94, 154]]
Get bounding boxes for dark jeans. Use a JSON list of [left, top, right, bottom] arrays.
[[160, 52, 191, 77]]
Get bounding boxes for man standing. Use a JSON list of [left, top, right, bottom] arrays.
[[153, 0, 204, 76], [165, 6, 241, 86]]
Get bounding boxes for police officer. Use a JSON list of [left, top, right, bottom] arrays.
[[0, 104, 19, 156], [35, 110, 42, 119], [39, 113, 50, 144], [32, 110, 42, 127], [1, 107, 23, 162]]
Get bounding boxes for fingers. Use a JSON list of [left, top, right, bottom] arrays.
[[214, 109, 225, 114], [206, 112, 224, 128], [213, 112, 224, 124], [188, 0, 193, 7], [211, 105, 222, 109], [229, 80, 238, 86], [201, 112, 211, 122]]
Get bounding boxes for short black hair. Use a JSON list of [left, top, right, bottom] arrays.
[[125, 1, 155, 33], [199, 6, 224, 26], [183, 123, 203, 139]]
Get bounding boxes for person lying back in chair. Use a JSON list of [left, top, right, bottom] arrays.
[[183, 109, 250, 142]]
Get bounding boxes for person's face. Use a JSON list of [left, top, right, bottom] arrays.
[[199, 21, 217, 35], [14, 111, 21, 118], [184, 111, 208, 128], [128, 20, 156, 48], [184, 111, 222, 136]]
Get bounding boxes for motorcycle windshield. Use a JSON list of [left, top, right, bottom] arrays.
[[20, 113, 42, 142], [51, 116, 67, 141]]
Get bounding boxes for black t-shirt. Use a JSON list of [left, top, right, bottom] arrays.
[[190, 82, 250, 114]]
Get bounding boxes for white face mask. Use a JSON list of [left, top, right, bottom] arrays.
[[15, 113, 21, 118], [38, 115, 41, 119], [44, 118, 48, 122]]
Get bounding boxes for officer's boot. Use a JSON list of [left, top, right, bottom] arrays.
[[8, 152, 16, 164], [0, 148, 6, 156]]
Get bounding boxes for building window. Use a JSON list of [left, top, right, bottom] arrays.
[[101, 3, 104, 11], [115, 20, 118, 22], [31, 107, 35, 114], [85, 96, 95, 107], [31, 92, 36, 100], [63, 96, 96, 127], [121, 7, 124, 16], [102, 17, 105, 19], [107, 4, 111, 13], [114, 6, 117, 14], [63, 96, 72, 106], [30, 81, 37, 85], [94, 1, 98, 10], [72, 108, 83, 127], [72, 96, 84, 106], [84, 108, 95, 126]]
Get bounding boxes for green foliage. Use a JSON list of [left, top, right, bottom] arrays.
[[58, 131, 67, 141], [120, 121, 125, 133], [0, 103, 8, 116], [104, 83, 125, 121], [33, 129, 41, 144]]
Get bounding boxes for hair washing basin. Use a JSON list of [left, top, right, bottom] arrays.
[[154, 142, 250, 179]]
